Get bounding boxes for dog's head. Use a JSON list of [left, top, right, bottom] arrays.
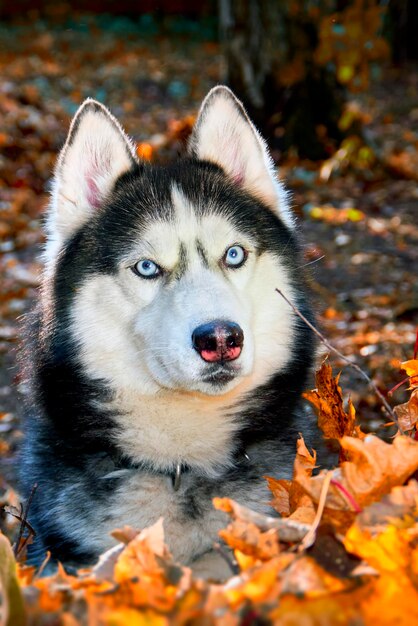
[[45, 87, 301, 399]]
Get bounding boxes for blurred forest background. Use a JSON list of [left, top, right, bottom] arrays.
[[0, 0, 417, 527]]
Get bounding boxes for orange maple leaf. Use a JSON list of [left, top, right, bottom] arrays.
[[400, 359, 418, 389], [296, 435, 418, 511], [394, 389, 418, 434], [267, 436, 316, 523], [355, 479, 418, 534], [113, 519, 186, 613], [219, 520, 280, 563], [303, 360, 364, 462]]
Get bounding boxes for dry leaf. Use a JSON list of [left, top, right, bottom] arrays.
[[270, 593, 366, 626], [303, 360, 364, 462], [92, 542, 125, 582], [265, 476, 292, 516], [112, 518, 186, 613], [111, 526, 141, 545], [0, 533, 26, 626], [394, 389, 418, 433], [281, 555, 352, 597], [355, 479, 418, 533], [267, 435, 316, 523], [102, 608, 169, 626], [219, 521, 280, 562], [401, 359, 418, 389], [213, 498, 310, 543], [344, 522, 417, 584], [222, 558, 283, 608], [296, 434, 418, 510]]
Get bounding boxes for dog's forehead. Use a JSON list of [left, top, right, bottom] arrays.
[[127, 184, 252, 266]]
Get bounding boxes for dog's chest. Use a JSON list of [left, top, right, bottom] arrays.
[[109, 387, 246, 472], [85, 470, 228, 563]]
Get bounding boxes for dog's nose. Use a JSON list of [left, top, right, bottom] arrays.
[[192, 320, 244, 363]]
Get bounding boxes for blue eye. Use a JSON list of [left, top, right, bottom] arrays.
[[224, 245, 246, 268], [133, 259, 161, 279]]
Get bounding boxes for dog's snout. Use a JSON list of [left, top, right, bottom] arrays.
[[192, 320, 244, 363]]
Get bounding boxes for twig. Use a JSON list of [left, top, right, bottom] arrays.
[[213, 542, 240, 575], [298, 470, 333, 552], [13, 482, 38, 559], [4, 507, 37, 538], [388, 376, 410, 396], [36, 551, 51, 579], [276, 289, 400, 430], [331, 479, 362, 513]]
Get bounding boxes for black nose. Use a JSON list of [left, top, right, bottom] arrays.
[[192, 320, 244, 363]]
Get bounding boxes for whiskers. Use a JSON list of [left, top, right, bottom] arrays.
[[296, 254, 325, 269]]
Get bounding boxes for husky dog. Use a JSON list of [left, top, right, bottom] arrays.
[[20, 86, 315, 578]]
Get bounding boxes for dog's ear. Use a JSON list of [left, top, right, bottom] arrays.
[[47, 99, 138, 256], [189, 86, 294, 228]]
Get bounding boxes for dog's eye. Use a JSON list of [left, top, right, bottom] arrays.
[[132, 259, 161, 279], [223, 245, 247, 268]]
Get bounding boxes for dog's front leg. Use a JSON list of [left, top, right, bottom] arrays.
[[190, 549, 235, 582]]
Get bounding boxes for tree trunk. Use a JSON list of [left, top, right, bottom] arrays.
[[219, 0, 345, 160], [388, 0, 418, 64]]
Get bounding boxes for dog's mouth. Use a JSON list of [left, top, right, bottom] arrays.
[[200, 364, 239, 386]]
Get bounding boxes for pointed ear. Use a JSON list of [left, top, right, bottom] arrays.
[[46, 99, 138, 256], [189, 86, 294, 228]]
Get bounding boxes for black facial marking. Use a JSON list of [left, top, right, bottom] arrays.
[[196, 240, 209, 267], [60, 158, 297, 283], [173, 242, 188, 280]]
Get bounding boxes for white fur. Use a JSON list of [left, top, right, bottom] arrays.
[[45, 99, 137, 263], [189, 86, 294, 229]]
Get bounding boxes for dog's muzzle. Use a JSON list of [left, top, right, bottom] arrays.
[[192, 320, 244, 363]]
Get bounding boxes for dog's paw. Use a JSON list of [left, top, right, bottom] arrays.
[[190, 549, 234, 582]]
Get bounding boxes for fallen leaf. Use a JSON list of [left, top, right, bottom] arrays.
[[267, 435, 316, 523], [0, 533, 26, 626], [213, 498, 310, 543], [401, 359, 418, 389], [115, 518, 166, 583], [33, 563, 77, 614], [355, 479, 418, 533], [222, 558, 283, 608], [219, 521, 280, 562], [113, 519, 187, 613], [303, 360, 364, 462], [137, 143, 154, 161], [281, 555, 352, 597], [92, 543, 125, 582], [111, 526, 141, 545], [270, 592, 366, 626], [296, 434, 418, 510], [102, 608, 169, 626], [393, 389, 418, 433]]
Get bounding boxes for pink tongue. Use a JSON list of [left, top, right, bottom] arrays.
[[201, 346, 241, 362]]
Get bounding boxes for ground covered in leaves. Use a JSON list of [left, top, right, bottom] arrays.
[[0, 15, 418, 625]]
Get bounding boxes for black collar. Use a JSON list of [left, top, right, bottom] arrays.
[[111, 456, 190, 491], [106, 447, 251, 492]]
